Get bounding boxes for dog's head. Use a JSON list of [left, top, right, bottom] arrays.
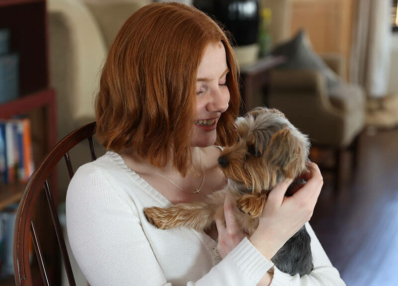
[[218, 107, 310, 193]]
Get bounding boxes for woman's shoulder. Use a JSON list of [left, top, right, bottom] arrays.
[[71, 152, 116, 179], [68, 151, 140, 195], [67, 151, 141, 216]]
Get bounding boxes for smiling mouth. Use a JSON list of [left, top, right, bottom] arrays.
[[194, 119, 216, 126]]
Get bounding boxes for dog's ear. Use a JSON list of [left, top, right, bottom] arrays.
[[246, 107, 286, 119], [265, 128, 307, 178], [245, 107, 268, 119]]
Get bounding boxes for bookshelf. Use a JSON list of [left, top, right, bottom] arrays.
[[0, 0, 59, 285]]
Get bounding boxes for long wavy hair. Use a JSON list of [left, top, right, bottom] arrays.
[[95, 2, 240, 175]]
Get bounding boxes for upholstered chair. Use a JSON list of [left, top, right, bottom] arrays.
[[268, 53, 366, 191]]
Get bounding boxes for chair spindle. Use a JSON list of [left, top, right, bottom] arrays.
[[64, 152, 74, 180], [31, 221, 50, 286], [88, 136, 97, 161], [44, 181, 76, 286]]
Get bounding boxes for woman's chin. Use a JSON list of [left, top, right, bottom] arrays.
[[190, 133, 217, 148]]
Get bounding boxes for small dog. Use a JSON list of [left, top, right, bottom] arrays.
[[144, 107, 313, 276]]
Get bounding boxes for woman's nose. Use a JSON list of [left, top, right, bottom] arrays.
[[207, 87, 229, 113]]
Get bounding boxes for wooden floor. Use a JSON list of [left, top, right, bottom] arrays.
[[310, 127, 398, 286]]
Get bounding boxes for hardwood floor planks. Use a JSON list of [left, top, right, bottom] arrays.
[[310, 128, 398, 286]]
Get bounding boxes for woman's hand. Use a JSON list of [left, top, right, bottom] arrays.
[[215, 195, 248, 259], [250, 162, 323, 261]]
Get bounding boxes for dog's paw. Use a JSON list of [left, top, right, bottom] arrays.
[[237, 194, 263, 218], [143, 207, 171, 229]]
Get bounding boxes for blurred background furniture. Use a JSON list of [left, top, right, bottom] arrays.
[[48, 0, 147, 199], [268, 53, 366, 191], [239, 56, 285, 114], [289, 0, 355, 81], [237, 0, 291, 113], [260, 0, 292, 47], [13, 122, 97, 286]]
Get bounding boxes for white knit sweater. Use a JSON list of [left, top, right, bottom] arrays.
[[66, 151, 346, 286]]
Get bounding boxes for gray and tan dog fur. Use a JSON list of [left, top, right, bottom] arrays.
[[144, 107, 314, 276]]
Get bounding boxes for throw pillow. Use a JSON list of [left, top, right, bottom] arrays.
[[271, 29, 341, 94]]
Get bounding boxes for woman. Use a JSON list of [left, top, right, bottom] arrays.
[[66, 3, 346, 286]]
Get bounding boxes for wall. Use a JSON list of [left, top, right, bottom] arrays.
[[290, 0, 356, 79], [388, 33, 398, 94]]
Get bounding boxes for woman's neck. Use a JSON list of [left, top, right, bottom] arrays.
[[119, 146, 203, 178]]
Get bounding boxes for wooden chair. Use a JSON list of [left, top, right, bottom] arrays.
[[13, 122, 97, 286]]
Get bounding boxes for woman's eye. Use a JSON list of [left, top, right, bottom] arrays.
[[196, 88, 204, 95], [218, 79, 227, 86]]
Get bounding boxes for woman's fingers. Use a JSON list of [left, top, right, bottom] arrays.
[[215, 195, 249, 259], [267, 178, 293, 207], [215, 216, 226, 234], [292, 162, 323, 204], [223, 195, 241, 236]]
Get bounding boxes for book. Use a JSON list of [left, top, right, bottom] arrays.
[[4, 122, 15, 184], [0, 118, 34, 184], [0, 203, 18, 277], [0, 29, 9, 55], [13, 121, 24, 182], [0, 122, 7, 184], [0, 212, 5, 277], [0, 53, 19, 104], [21, 118, 34, 182]]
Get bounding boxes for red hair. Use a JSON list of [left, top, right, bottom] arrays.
[[95, 2, 240, 175]]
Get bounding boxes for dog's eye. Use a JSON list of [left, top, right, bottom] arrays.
[[248, 145, 261, 157]]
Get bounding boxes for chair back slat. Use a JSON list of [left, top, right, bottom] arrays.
[[30, 221, 50, 286], [14, 122, 96, 286], [44, 180, 76, 286], [64, 152, 74, 180], [88, 136, 97, 161]]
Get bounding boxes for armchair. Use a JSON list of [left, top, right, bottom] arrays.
[[268, 54, 366, 191]]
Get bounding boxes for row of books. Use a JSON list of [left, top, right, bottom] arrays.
[[0, 28, 20, 104], [0, 118, 34, 184]]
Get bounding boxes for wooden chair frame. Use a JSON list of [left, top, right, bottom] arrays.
[[13, 122, 97, 286]]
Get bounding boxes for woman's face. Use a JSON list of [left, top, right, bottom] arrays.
[[191, 41, 230, 147]]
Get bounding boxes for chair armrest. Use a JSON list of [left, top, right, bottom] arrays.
[[320, 53, 345, 78], [329, 84, 366, 112]]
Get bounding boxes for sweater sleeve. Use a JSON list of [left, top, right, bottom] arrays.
[[66, 165, 273, 286], [269, 223, 346, 286]]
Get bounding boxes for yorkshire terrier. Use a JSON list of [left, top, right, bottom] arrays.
[[144, 107, 313, 276]]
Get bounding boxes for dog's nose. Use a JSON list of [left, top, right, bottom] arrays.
[[218, 156, 229, 168]]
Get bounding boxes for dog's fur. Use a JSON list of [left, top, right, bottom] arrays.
[[144, 107, 314, 276]]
